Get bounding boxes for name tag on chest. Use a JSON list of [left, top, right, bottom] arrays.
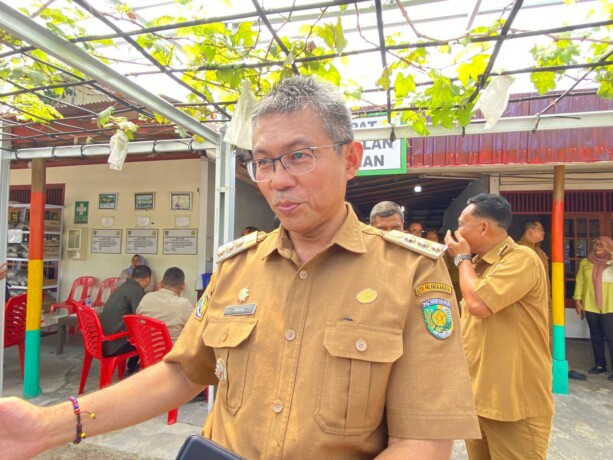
[[223, 303, 257, 316]]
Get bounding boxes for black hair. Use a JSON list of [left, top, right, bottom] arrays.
[[466, 193, 512, 230], [162, 267, 185, 288], [131, 265, 152, 280]]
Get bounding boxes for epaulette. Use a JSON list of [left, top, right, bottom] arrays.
[[216, 231, 267, 263], [382, 230, 447, 260]]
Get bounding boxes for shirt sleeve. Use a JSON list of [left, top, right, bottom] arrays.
[[474, 249, 539, 314], [385, 255, 480, 440]]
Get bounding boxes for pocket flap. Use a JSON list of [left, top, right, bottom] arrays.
[[323, 322, 403, 362], [203, 317, 257, 348]]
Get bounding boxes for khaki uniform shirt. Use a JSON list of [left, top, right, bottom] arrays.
[[517, 237, 553, 346], [517, 237, 551, 295], [165, 206, 479, 459], [461, 237, 554, 422], [136, 288, 194, 343]]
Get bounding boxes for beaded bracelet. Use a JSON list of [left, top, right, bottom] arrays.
[[68, 396, 95, 444]]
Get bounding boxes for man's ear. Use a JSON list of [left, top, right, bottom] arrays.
[[344, 141, 363, 180]]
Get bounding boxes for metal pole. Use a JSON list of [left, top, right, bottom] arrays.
[[23, 159, 46, 398], [0, 123, 10, 396], [551, 165, 568, 394]]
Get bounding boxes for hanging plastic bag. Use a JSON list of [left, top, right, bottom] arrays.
[[225, 80, 257, 150], [108, 129, 129, 170], [475, 75, 515, 129]]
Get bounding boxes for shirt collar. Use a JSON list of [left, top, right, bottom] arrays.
[[261, 203, 368, 260], [517, 236, 537, 250], [478, 236, 515, 265]]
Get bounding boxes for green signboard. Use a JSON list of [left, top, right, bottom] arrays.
[[74, 201, 89, 224]]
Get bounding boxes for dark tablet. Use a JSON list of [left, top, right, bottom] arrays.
[[175, 435, 246, 460]]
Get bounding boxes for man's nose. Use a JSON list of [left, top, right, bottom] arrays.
[[269, 160, 295, 188]]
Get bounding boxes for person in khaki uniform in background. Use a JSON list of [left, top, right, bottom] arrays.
[[518, 220, 587, 381], [0, 76, 479, 460], [517, 219, 552, 342], [445, 194, 554, 460]]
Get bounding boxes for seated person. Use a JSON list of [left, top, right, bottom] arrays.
[[116, 254, 156, 293], [99, 265, 152, 375], [136, 267, 193, 343]]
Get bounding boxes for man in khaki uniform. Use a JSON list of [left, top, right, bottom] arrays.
[[517, 219, 552, 345], [445, 194, 554, 460], [0, 76, 478, 459]]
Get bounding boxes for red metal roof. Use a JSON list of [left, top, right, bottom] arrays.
[[411, 92, 613, 168]]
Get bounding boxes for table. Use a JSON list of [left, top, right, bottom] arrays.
[[56, 314, 79, 355]]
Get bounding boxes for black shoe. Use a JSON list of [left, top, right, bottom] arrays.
[[608, 374, 613, 381], [568, 370, 587, 381], [588, 365, 607, 374]]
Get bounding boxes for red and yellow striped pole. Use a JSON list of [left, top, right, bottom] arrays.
[[24, 158, 45, 398], [551, 165, 568, 394]]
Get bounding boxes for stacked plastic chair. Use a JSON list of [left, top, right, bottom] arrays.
[[74, 302, 137, 394]]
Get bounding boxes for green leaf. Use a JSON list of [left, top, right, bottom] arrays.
[[376, 67, 392, 90], [596, 70, 613, 99], [97, 107, 115, 128], [402, 110, 430, 136], [530, 71, 557, 94], [394, 73, 416, 99], [430, 108, 454, 129], [175, 125, 189, 138], [334, 17, 348, 55], [426, 74, 457, 108], [457, 54, 488, 86], [455, 104, 475, 127]]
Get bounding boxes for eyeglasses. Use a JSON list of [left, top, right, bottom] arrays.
[[244, 142, 350, 182]]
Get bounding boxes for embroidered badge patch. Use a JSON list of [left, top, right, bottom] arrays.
[[194, 289, 211, 320], [414, 282, 452, 296], [422, 298, 453, 339]]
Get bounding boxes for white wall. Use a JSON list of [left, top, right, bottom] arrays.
[[11, 159, 202, 302], [10, 158, 276, 303], [233, 179, 276, 238]]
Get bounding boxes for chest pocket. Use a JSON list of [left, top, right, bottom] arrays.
[[315, 321, 403, 435], [202, 317, 257, 415]]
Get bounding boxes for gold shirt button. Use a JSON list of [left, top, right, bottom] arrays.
[[285, 330, 296, 341], [356, 338, 367, 352], [221, 331, 229, 341], [272, 400, 283, 413], [299, 270, 308, 280]]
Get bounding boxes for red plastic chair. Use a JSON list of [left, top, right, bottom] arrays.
[[50, 276, 96, 315], [92, 277, 120, 308], [124, 314, 179, 425], [5, 294, 27, 377], [74, 302, 138, 394]]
